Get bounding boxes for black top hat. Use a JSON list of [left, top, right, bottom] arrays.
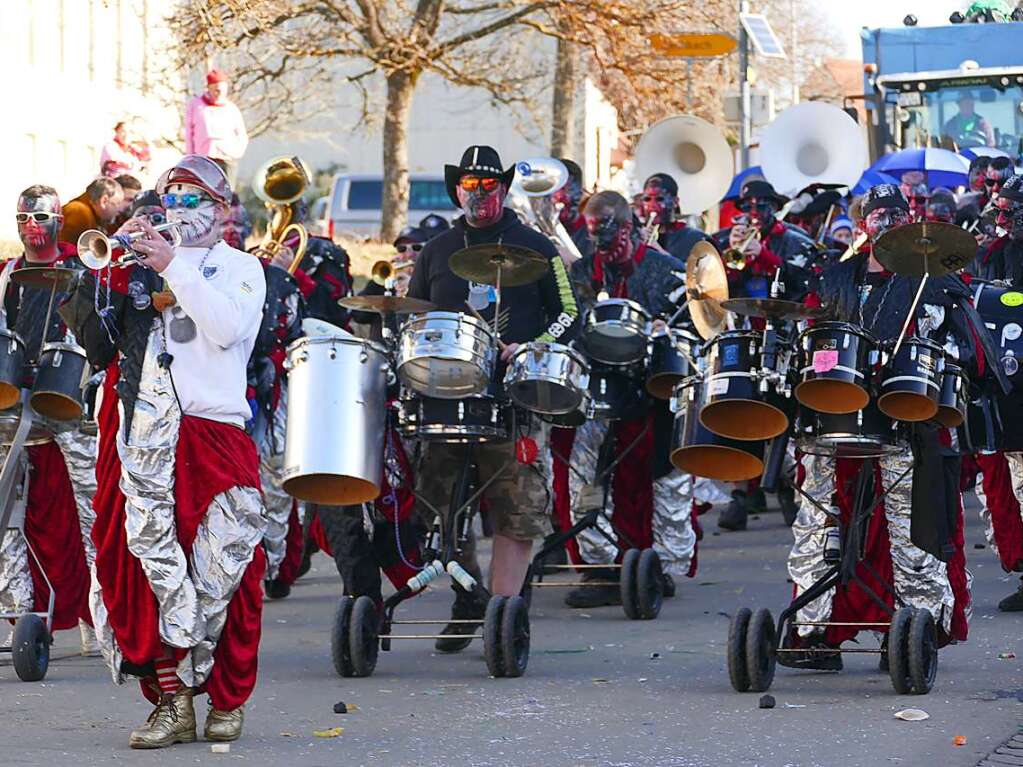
[[739, 179, 788, 205], [444, 145, 516, 206]]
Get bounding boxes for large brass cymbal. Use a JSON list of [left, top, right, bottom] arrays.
[[872, 221, 977, 278], [10, 266, 77, 289], [685, 241, 729, 340], [338, 295, 437, 314], [448, 243, 549, 288], [721, 298, 827, 321]]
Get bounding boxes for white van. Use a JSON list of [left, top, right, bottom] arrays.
[[327, 173, 457, 239]]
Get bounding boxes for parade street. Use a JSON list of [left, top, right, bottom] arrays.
[[5, 499, 1022, 767]]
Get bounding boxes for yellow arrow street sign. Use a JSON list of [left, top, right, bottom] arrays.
[[648, 33, 738, 58]]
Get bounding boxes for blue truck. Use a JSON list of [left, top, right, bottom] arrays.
[[860, 21, 1023, 161]]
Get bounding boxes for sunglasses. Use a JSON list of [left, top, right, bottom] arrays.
[[160, 192, 212, 209], [643, 194, 672, 203], [395, 243, 423, 254], [458, 176, 500, 194], [15, 211, 61, 224], [737, 200, 774, 213]]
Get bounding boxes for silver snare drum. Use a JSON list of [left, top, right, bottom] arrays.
[[284, 335, 390, 504], [581, 299, 651, 365], [503, 342, 589, 415], [397, 311, 497, 399]]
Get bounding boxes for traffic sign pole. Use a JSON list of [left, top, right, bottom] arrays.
[[739, 0, 751, 170]]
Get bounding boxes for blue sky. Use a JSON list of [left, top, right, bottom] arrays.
[[829, 0, 969, 57]]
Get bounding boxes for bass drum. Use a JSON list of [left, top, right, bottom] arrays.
[[283, 336, 390, 504], [670, 380, 764, 482]]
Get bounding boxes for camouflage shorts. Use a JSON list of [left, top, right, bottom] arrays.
[[415, 420, 552, 541]]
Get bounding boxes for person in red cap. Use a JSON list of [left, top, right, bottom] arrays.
[[61, 155, 267, 748], [184, 69, 248, 187]]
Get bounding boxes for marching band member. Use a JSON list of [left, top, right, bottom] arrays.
[[406, 145, 580, 651], [787, 184, 975, 667], [62, 156, 267, 748], [0, 185, 93, 654], [715, 180, 813, 531], [553, 159, 593, 260], [638, 172, 713, 262], [978, 174, 1023, 611], [558, 190, 696, 607]]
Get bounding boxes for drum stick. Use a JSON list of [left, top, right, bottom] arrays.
[[464, 303, 508, 351]]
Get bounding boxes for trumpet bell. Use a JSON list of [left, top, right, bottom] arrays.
[[77, 230, 113, 270], [253, 155, 311, 205], [634, 115, 733, 215], [512, 158, 570, 197], [371, 259, 394, 285], [760, 102, 867, 196]]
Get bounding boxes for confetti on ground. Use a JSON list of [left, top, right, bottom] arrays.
[[313, 727, 344, 738], [894, 709, 930, 721], [953, 735, 967, 746]]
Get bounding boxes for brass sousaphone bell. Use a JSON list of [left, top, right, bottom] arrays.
[[253, 155, 311, 273]]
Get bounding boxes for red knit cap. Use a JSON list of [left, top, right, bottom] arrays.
[[206, 68, 229, 84]]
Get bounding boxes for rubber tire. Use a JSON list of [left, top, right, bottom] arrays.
[[620, 548, 641, 620], [330, 596, 355, 677], [745, 608, 777, 693], [888, 607, 914, 694], [728, 607, 752, 692], [348, 596, 379, 678], [500, 596, 530, 678], [907, 608, 938, 695], [484, 595, 508, 678], [12, 614, 49, 682], [635, 549, 664, 620]]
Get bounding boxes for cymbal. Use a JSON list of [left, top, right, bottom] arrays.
[[10, 266, 77, 289], [448, 243, 549, 288], [685, 241, 729, 340], [721, 298, 827, 321], [872, 221, 977, 278], [338, 295, 437, 314]]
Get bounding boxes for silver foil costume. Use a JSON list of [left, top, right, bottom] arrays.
[[566, 419, 695, 575], [788, 452, 957, 637], [54, 430, 99, 567], [94, 320, 265, 687], [256, 389, 292, 582], [0, 450, 31, 616]]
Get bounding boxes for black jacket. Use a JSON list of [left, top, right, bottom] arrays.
[[407, 209, 581, 345]]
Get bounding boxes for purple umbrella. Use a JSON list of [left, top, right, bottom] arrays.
[[872, 148, 970, 190]]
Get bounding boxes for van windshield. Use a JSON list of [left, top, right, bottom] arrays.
[[346, 179, 456, 211]]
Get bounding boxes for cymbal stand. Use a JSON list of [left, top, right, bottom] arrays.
[[891, 246, 932, 360]]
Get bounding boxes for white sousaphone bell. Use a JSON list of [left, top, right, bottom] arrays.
[[759, 101, 867, 196], [633, 114, 734, 215]]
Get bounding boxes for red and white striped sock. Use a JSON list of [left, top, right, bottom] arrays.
[[153, 657, 181, 696]]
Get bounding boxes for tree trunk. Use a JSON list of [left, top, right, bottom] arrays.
[[380, 70, 417, 243], [550, 32, 578, 158]]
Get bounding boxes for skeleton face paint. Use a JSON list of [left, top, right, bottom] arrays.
[[640, 182, 675, 226], [864, 206, 910, 242], [553, 178, 583, 224], [164, 182, 223, 247], [456, 180, 506, 228], [586, 213, 633, 264], [16, 190, 62, 263]]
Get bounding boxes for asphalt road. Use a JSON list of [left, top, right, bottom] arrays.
[[3, 497, 1023, 767]]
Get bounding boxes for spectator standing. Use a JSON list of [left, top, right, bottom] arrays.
[[100, 121, 151, 177], [58, 177, 129, 244], [184, 69, 249, 186]]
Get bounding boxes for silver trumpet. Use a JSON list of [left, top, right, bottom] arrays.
[[77, 222, 182, 270]]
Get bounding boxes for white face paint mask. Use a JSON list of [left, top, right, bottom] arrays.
[[168, 202, 220, 247]]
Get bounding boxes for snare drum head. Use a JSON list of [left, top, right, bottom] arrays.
[[700, 399, 788, 441], [30, 392, 83, 422], [283, 474, 380, 506], [0, 382, 19, 411], [878, 390, 939, 422]]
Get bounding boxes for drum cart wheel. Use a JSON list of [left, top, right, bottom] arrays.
[[330, 596, 355, 677], [887, 607, 913, 694], [483, 595, 530, 678], [745, 608, 777, 693], [526, 421, 661, 621], [728, 607, 753, 692], [907, 608, 937, 695], [348, 596, 380, 677], [11, 613, 50, 682]]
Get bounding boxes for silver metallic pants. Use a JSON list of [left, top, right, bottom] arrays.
[[96, 321, 266, 688], [567, 420, 695, 573], [54, 430, 98, 569], [0, 447, 31, 616], [788, 452, 956, 637], [257, 392, 291, 582]]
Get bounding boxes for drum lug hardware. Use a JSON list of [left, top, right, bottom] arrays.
[[359, 351, 368, 363], [51, 351, 62, 367]]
